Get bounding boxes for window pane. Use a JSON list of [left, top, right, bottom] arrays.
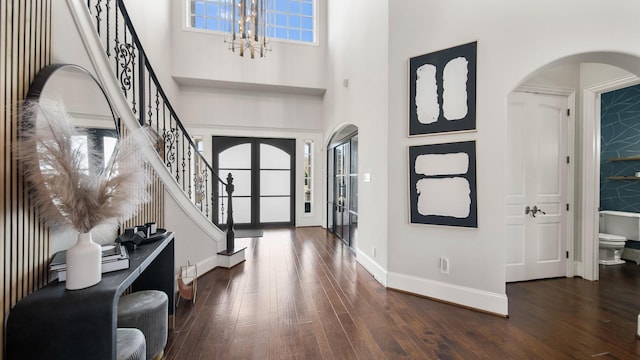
[[103, 136, 117, 169], [206, 3, 218, 15], [289, 15, 301, 28], [301, 16, 312, 30], [219, 169, 251, 196], [260, 197, 290, 222], [288, 29, 301, 40], [194, 2, 205, 15], [219, 196, 251, 224], [194, 16, 204, 28], [219, 143, 251, 168], [275, 27, 287, 38], [289, 1, 301, 14], [301, 2, 312, 16], [301, 31, 313, 42], [260, 170, 290, 196], [260, 144, 290, 169], [275, 0, 287, 12], [275, 13, 287, 27], [205, 18, 219, 30]]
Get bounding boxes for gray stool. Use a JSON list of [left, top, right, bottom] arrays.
[[116, 328, 146, 360], [118, 290, 168, 360]]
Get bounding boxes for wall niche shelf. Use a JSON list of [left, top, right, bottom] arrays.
[[608, 156, 640, 162], [606, 176, 640, 180]]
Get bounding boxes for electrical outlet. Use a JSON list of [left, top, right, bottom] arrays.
[[373, 247, 377, 258], [440, 257, 450, 274]]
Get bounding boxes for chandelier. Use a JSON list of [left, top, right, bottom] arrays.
[[226, 0, 270, 58]]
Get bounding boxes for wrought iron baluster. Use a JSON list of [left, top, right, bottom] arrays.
[[181, 132, 186, 188], [154, 87, 159, 128], [95, 0, 102, 35], [161, 105, 166, 162], [114, 4, 119, 74], [137, 49, 145, 125], [203, 170, 209, 216], [187, 145, 192, 198], [130, 33, 137, 115], [105, 0, 110, 57], [147, 73, 152, 126]]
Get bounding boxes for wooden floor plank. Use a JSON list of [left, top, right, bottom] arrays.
[[165, 227, 640, 359]]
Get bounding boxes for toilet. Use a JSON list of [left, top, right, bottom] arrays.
[[599, 211, 638, 265]]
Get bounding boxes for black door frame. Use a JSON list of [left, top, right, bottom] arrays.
[[213, 136, 296, 229]]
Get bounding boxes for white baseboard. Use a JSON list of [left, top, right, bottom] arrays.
[[387, 272, 508, 316], [573, 261, 584, 278], [356, 249, 388, 286], [196, 254, 219, 277]]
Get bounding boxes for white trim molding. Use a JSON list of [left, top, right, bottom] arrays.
[[356, 249, 388, 286], [387, 272, 509, 316], [581, 75, 640, 281]]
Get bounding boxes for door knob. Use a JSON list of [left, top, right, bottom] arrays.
[[525, 206, 532, 215]]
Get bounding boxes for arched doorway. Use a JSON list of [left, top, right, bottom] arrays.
[[327, 125, 358, 248], [505, 52, 640, 283]]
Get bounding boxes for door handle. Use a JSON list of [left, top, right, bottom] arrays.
[[533, 205, 546, 216], [525, 205, 546, 218]]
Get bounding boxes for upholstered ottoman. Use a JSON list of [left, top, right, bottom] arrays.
[[116, 328, 146, 360], [117, 290, 168, 360]]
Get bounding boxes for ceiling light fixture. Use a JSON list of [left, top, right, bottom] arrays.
[[226, 0, 270, 58]]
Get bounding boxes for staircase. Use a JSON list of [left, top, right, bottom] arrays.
[[65, 0, 244, 273]]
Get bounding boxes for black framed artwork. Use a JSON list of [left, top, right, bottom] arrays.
[[409, 141, 477, 228], [409, 42, 477, 136]]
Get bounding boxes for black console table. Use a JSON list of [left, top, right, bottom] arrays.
[[6, 232, 175, 360]]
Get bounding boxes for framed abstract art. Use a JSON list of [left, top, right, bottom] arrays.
[[409, 42, 477, 136], [408, 141, 477, 228]]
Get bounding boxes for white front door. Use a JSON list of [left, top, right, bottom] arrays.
[[505, 92, 569, 282]]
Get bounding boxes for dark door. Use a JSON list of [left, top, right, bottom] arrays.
[[213, 136, 296, 228]]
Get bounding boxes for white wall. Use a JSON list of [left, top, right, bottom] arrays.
[[170, 0, 327, 92], [324, 0, 390, 283], [52, 2, 94, 70], [164, 192, 222, 271], [380, 0, 640, 315], [122, 0, 180, 106]]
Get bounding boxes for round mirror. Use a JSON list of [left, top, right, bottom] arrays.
[[25, 64, 120, 247]]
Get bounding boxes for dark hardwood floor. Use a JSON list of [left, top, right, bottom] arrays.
[[165, 227, 640, 359]]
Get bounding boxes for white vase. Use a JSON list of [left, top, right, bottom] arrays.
[[66, 232, 102, 290]]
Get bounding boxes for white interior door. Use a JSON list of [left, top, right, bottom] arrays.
[[506, 92, 569, 282]]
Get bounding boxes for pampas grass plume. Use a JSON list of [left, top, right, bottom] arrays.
[[19, 99, 152, 233]]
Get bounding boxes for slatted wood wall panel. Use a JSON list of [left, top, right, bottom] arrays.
[[121, 163, 166, 231], [1, 0, 51, 358], [118, 125, 166, 231]]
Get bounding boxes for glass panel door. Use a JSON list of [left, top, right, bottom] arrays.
[[327, 132, 358, 247], [217, 143, 252, 225], [213, 136, 295, 228], [259, 143, 291, 223]]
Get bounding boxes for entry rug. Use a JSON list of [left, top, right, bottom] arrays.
[[234, 229, 264, 238]]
